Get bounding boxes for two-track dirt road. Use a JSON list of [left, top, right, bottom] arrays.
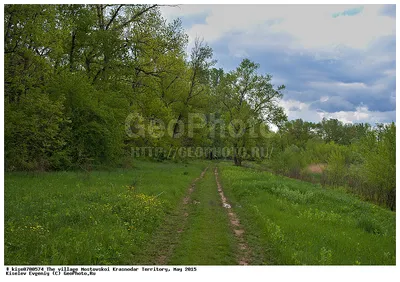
[[136, 165, 251, 265]]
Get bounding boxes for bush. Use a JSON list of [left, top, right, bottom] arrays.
[[48, 74, 125, 168], [270, 145, 306, 178], [4, 90, 69, 171], [326, 149, 346, 186], [360, 123, 396, 210]]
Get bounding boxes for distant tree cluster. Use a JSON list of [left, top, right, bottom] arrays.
[[264, 119, 396, 210]]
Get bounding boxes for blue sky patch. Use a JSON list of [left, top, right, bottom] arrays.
[[332, 6, 364, 18]]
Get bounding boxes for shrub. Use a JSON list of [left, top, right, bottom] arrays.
[[326, 149, 346, 186], [270, 145, 306, 178], [4, 90, 69, 171], [359, 123, 396, 210]]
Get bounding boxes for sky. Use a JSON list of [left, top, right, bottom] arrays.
[[160, 4, 396, 125]]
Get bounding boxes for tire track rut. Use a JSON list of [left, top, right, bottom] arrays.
[[214, 166, 251, 265], [143, 166, 209, 265]]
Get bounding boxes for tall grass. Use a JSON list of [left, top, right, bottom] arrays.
[[4, 160, 205, 265], [218, 162, 395, 265]]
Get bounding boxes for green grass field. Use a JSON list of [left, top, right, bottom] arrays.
[[4, 160, 396, 265], [218, 162, 396, 265], [4, 160, 206, 265]]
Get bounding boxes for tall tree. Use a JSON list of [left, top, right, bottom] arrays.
[[218, 59, 287, 166]]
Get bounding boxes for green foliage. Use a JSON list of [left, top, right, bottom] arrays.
[[4, 160, 206, 264], [360, 123, 396, 209], [4, 4, 194, 170], [319, 247, 333, 265], [216, 58, 287, 166], [280, 119, 316, 149], [325, 149, 346, 186], [265, 121, 395, 210], [49, 73, 125, 167], [270, 145, 306, 177], [270, 184, 315, 204], [356, 216, 382, 235], [4, 91, 69, 171], [219, 162, 395, 265]]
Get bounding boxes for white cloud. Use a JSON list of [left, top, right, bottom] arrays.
[[324, 106, 371, 124], [280, 99, 323, 122], [268, 5, 394, 50], [280, 99, 395, 124], [320, 96, 329, 102], [161, 5, 395, 52], [308, 81, 367, 90], [160, 5, 212, 22]]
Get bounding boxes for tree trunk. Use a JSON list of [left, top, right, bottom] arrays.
[[387, 188, 396, 211], [233, 155, 242, 166], [69, 30, 76, 72], [172, 113, 183, 138], [233, 145, 242, 166]]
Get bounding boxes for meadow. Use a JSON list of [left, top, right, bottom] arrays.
[[218, 162, 396, 265], [4, 160, 396, 265], [4, 160, 206, 265]]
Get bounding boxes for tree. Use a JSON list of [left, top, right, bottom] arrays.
[[218, 59, 287, 166], [171, 38, 215, 139], [4, 4, 191, 170], [360, 123, 396, 210], [280, 119, 317, 149]]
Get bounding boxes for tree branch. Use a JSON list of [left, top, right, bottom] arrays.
[[115, 4, 158, 30], [105, 4, 124, 30]]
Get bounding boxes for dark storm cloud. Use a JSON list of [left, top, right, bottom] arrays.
[[174, 4, 396, 123], [209, 30, 395, 117]]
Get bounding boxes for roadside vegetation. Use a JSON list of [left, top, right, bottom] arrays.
[[218, 162, 396, 265], [4, 161, 205, 265], [260, 120, 396, 210]]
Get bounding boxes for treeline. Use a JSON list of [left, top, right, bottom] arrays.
[[4, 4, 207, 170], [4, 4, 286, 171], [263, 119, 396, 210]]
